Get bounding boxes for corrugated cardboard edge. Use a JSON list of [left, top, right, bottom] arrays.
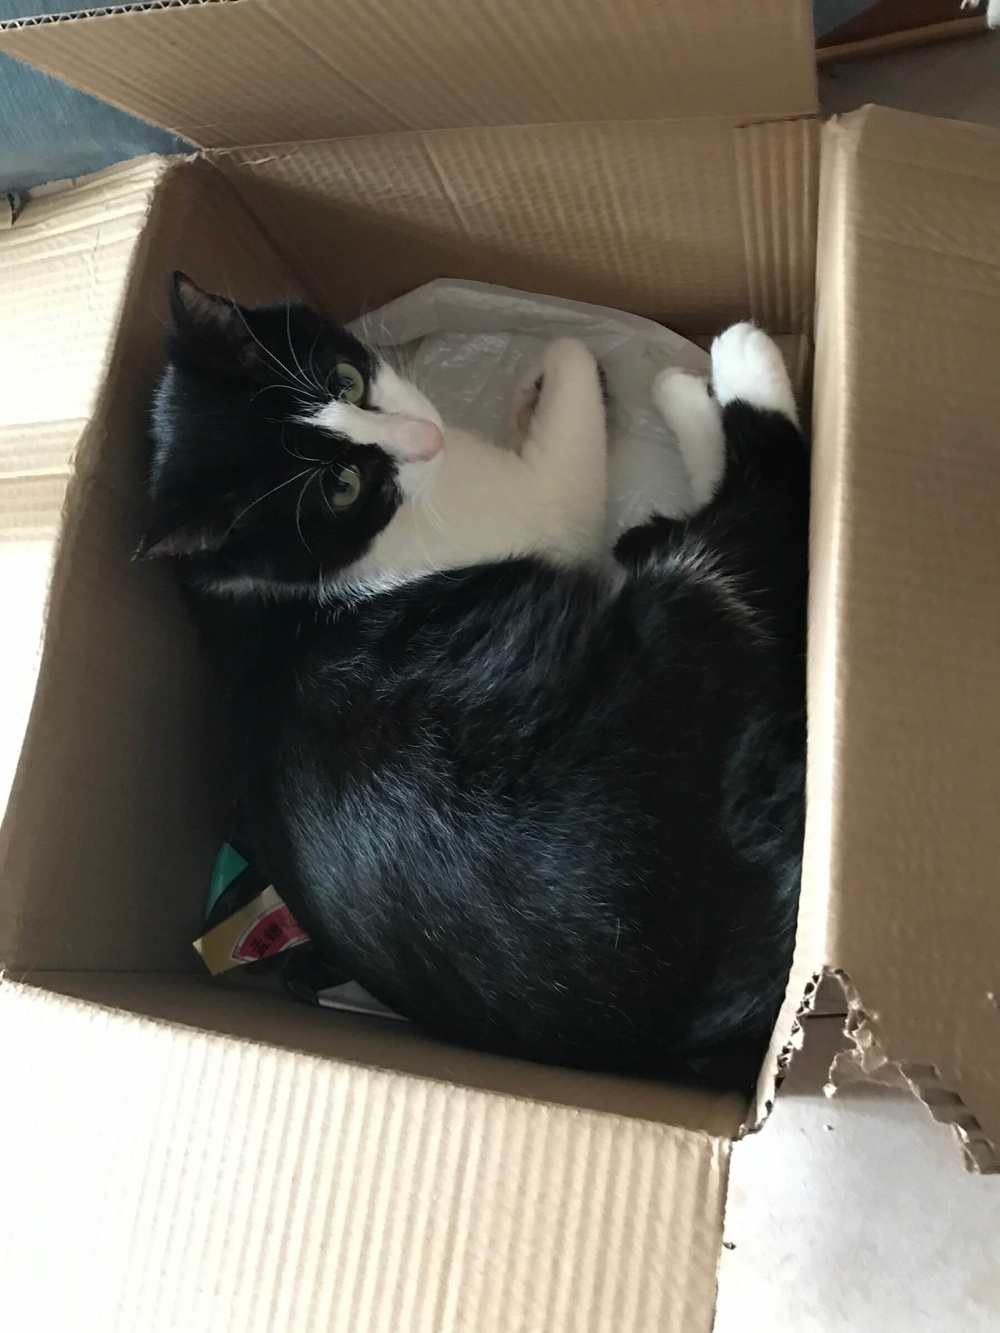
[[797, 107, 1000, 1172], [736, 110, 840, 1132], [744, 105, 890, 1139], [739, 101, 868, 1135], [824, 970, 999, 1173], [1, 975, 731, 1333]]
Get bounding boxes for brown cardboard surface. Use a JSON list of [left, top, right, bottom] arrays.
[[6, 3, 997, 1322], [0, 156, 305, 973], [1, 978, 730, 1333], [0, 158, 167, 482], [0, 539, 53, 820], [0, 150, 753, 1333], [0, 111, 825, 1323], [0, 0, 816, 146], [219, 117, 819, 338], [0, 156, 165, 938], [31, 970, 747, 1136], [811, 106, 1000, 1164]]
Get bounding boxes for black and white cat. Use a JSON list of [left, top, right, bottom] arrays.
[[142, 276, 612, 590], [140, 273, 808, 1085]]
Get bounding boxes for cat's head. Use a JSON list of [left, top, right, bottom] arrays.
[[138, 272, 444, 596]]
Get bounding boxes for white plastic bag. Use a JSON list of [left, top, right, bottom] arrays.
[[349, 278, 710, 526]]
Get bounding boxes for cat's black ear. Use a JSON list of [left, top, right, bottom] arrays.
[[133, 510, 231, 561], [167, 271, 254, 377]]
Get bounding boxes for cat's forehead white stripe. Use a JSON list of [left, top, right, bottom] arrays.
[[304, 400, 384, 445]]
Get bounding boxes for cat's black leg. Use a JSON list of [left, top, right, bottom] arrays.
[[709, 321, 808, 500], [695, 322, 809, 648], [612, 512, 686, 572], [617, 323, 809, 649]]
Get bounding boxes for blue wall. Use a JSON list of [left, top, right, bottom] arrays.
[[0, 0, 188, 193]]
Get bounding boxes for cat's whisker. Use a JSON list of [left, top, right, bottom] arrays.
[[294, 469, 322, 556], [415, 497, 462, 583], [250, 382, 291, 402], [283, 441, 327, 466], [305, 328, 327, 397], [422, 496, 455, 548], [284, 300, 323, 397], [279, 424, 328, 467], [226, 468, 313, 533], [411, 506, 446, 579], [233, 301, 314, 395]]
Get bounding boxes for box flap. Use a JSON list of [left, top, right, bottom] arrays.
[[0, 158, 306, 973], [29, 970, 748, 1136], [0, 0, 817, 146], [1, 978, 730, 1333], [0, 156, 168, 822], [0, 157, 170, 502], [218, 116, 819, 337], [810, 106, 1000, 1168]]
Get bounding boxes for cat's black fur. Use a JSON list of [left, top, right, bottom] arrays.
[[141, 277, 396, 586], [143, 276, 808, 1087]]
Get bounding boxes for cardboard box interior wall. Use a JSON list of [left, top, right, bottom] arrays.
[[1, 2, 999, 1330]]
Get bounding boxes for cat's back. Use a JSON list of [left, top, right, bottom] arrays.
[[223, 558, 799, 1070], [246, 559, 761, 869]]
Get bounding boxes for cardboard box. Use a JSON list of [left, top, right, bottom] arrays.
[[1, 2, 998, 1329]]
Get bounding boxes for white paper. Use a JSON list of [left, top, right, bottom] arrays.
[[317, 980, 408, 1021]]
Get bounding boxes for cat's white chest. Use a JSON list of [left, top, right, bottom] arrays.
[[350, 424, 597, 587]]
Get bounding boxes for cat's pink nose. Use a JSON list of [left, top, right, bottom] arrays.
[[394, 417, 444, 462]]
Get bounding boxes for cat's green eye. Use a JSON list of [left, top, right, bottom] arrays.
[[335, 362, 365, 405], [332, 463, 362, 508]]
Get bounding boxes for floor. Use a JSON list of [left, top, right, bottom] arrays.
[[819, 26, 1000, 125], [716, 1017, 1000, 1332]]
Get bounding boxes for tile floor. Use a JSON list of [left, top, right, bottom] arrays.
[[716, 1017, 1000, 1331]]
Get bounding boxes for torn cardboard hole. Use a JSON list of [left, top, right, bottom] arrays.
[[824, 970, 1000, 1174], [741, 969, 826, 1131]]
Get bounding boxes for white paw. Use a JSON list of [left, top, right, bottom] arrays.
[[652, 367, 714, 433], [652, 367, 725, 510], [541, 336, 598, 380], [511, 339, 598, 440], [711, 322, 798, 425]]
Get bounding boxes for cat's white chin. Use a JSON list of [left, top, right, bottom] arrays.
[[395, 446, 445, 502]]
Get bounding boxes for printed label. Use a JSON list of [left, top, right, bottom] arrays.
[[194, 883, 309, 976], [231, 901, 308, 963]]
